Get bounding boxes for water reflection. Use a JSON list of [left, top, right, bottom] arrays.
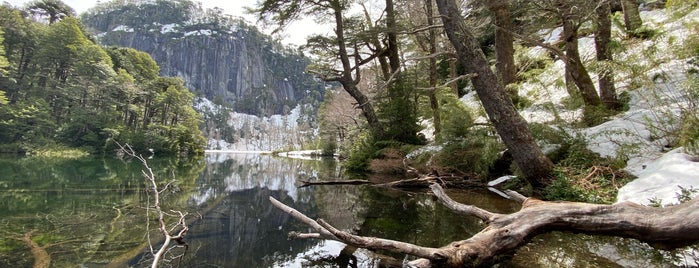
[[0, 154, 689, 267]]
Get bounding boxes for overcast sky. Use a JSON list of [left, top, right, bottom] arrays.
[[5, 0, 326, 46]]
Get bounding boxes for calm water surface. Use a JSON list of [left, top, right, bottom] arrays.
[[0, 153, 682, 267]]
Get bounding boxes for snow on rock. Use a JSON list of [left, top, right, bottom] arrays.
[[617, 148, 699, 206]]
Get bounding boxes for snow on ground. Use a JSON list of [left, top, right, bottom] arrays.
[[617, 148, 699, 206], [483, 7, 699, 205]]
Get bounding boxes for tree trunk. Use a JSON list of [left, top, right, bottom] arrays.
[[426, 0, 441, 136], [595, 1, 620, 110], [489, 0, 517, 87], [271, 183, 699, 267], [435, 0, 553, 187], [621, 0, 643, 36], [333, 5, 384, 137], [385, 0, 401, 74], [560, 2, 602, 107]]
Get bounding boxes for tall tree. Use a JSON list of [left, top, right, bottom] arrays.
[[257, 0, 385, 138], [425, 0, 441, 135], [25, 0, 75, 24], [0, 5, 39, 103], [435, 0, 553, 187], [595, 0, 620, 110], [556, 0, 602, 109]]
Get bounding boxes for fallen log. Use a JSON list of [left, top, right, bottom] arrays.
[[270, 183, 699, 267], [298, 179, 372, 187]]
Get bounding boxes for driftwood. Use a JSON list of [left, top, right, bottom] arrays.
[[270, 183, 699, 267]]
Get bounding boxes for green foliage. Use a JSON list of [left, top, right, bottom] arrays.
[[542, 170, 588, 202], [377, 77, 423, 144], [0, 5, 205, 156], [666, 0, 699, 18], [105, 47, 159, 82], [544, 167, 631, 203], [0, 27, 8, 78], [435, 129, 503, 178], [25, 0, 76, 24], [680, 102, 699, 155], [343, 131, 377, 173], [513, 44, 553, 82], [437, 91, 474, 142]]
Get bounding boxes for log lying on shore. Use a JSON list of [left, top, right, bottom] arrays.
[[298, 174, 484, 189], [271, 183, 699, 267]]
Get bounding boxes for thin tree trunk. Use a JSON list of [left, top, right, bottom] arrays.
[[560, 3, 602, 107], [596, 1, 620, 110], [435, 0, 553, 187], [489, 0, 517, 87], [333, 6, 384, 137], [426, 0, 441, 135], [621, 0, 643, 36]]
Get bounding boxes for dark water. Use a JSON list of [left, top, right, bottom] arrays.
[[0, 153, 685, 267]]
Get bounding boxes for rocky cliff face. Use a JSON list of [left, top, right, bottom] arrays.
[[81, 0, 324, 116]]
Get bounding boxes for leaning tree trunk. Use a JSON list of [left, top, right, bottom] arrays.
[[621, 0, 643, 37], [271, 183, 699, 267], [595, 1, 620, 110], [559, 2, 602, 108], [435, 0, 553, 187]]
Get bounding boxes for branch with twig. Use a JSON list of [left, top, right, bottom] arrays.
[[116, 142, 190, 268]]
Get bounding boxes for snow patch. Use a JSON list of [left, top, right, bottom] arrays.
[[112, 25, 134, 32], [617, 148, 699, 206]]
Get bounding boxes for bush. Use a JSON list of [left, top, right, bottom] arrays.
[[436, 93, 474, 142], [343, 131, 378, 173], [434, 128, 503, 178]]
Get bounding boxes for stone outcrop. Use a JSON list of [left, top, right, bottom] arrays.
[[81, 0, 324, 116]]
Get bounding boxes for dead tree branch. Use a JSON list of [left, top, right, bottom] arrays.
[[272, 183, 699, 267], [117, 142, 189, 268]]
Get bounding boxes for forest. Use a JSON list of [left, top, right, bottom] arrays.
[[0, 1, 206, 156], [2, 0, 699, 267], [255, 0, 699, 266]]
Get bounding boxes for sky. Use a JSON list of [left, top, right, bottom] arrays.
[[5, 0, 326, 46]]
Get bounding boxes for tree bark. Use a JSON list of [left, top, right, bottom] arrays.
[[621, 0, 643, 36], [559, 1, 602, 108], [435, 0, 554, 187], [595, 1, 620, 110], [489, 0, 517, 87], [425, 0, 441, 136], [271, 183, 699, 267]]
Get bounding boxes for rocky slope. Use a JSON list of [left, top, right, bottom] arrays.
[[81, 0, 324, 116]]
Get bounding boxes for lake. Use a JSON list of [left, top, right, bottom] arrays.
[[0, 153, 683, 267]]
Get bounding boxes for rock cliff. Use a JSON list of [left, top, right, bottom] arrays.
[[81, 0, 324, 116]]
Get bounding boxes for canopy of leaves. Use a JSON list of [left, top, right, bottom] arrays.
[[0, 4, 205, 156]]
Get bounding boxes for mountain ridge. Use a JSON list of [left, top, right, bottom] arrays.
[[81, 0, 325, 117]]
